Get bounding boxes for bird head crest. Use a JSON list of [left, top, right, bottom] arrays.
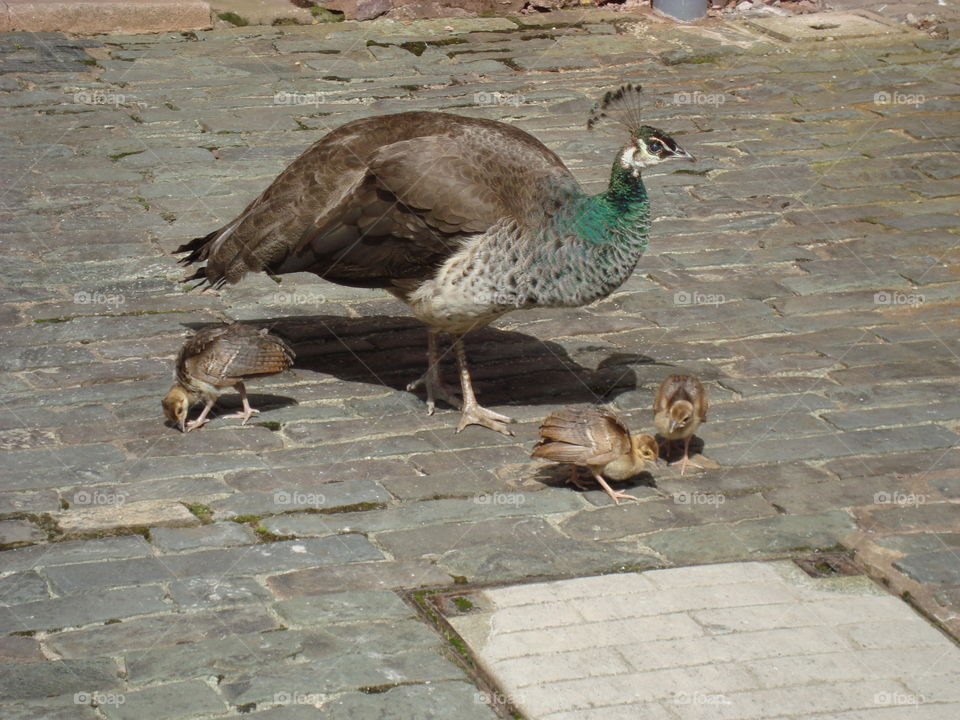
[[587, 83, 645, 134]]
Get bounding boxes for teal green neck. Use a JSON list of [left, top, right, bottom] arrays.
[[559, 159, 649, 245], [604, 158, 649, 207]]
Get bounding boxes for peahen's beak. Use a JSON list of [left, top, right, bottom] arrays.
[[673, 147, 696, 163]]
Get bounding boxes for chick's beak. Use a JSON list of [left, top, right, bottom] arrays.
[[673, 147, 696, 163], [178, 417, 186, 433]]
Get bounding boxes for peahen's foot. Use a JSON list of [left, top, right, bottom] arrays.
[[456, 402, 515, 436], [221, 408, 260, 426], [407, 374, 461, 414]]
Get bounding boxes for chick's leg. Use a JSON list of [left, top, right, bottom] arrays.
[[452, 335, 515, 435], [186, 399, 215, 432], [221, 382, 261, 425], [566, 465, 591, 491], [672, 436, 704, 476], [407, 329, 461, 414], [591, 470, 638, 505]]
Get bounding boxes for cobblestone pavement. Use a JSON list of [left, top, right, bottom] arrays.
[[1, 8, 958, 718]]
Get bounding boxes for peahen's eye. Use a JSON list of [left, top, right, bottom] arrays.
[[648, 141, 663, 153]]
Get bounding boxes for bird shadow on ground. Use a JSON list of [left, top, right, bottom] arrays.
[[187, 315, 652, 409], [530, 463, 658, 494]]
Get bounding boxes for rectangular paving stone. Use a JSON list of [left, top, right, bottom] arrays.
[[267, 560, 454, 598], [0, 636, 45, 663], [211, 479, 391, 519], [169, 576, 273, 609], [0, 657, 121, 701], [0, 571, 51, 606], [49, 605, 278, 658], [274, 589, 415, 627], [159, 535, 383, 578], [0, 584, 168, 634], [0, 535, 153, 572], [223, 459, 416, 491], [100, 680, 227, 720]]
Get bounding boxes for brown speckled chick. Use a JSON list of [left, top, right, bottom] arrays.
[[532, 406, 659, 504], [162, 324, 294, 432], [654, 374, 708, 475]]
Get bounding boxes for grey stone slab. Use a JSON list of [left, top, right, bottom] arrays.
[[158, 535, 383, 578], [0, 635, 45, 663], [0, 585, 168, 633], [169, 576, 273, 609], [561, 494, 778, 542], [221, 649, 463, 706], [644, 510, 857, 564], [378, 469, 507, 501], [42, 556, 176, 595], [49, 605, 278, 658], [0, 519, 47, 547], [0, 535, 153, 572], [211, 479, 391, 519], [100, 680, 227, 720], [268, 560, 453, 598], [223, 458, 416, 491], [894, 551, 960, 586], [150, 522, 257, 552], [261, 491, 583, 538], [274, 590, 415, 627], [709, 424, 960, 466], [0, 658, 121, 701], [125, 630, 304, 685], [319, 681, 500, 719], [0, 571, 50, 606]]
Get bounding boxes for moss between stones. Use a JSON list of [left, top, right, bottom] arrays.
[[217, 12, 249, 27], [183, 502, 213, 524]]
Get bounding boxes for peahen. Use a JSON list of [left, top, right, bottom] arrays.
[[175, 85, 693, 434]]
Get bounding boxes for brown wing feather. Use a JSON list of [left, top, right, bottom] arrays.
[[532, 406, 631, 466], [176, 111, 577, 289], [180, 324, 294, 387], [654, 375, 704, 413]]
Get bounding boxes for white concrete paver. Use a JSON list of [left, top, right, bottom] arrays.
[[449, 561, 960, 719]]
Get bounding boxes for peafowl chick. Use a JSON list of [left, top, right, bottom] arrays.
[[175, 84, 693, 435], [162, 323, 294, 432], [654, 374, 708, 475], [532, 406, 659, 504]]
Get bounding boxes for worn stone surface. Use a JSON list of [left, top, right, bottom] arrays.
[[1, 9, 959, 719]]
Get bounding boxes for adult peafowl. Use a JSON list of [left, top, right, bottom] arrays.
[[176, 85, 694, 434]]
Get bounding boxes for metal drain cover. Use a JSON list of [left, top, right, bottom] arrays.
[[743, 12, 910, 42]]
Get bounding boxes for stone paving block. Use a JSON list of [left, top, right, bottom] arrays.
[[0, 571, 51, 606], [263, 491, 582, 538], [100, 680, 227, 720], [42, 556, 176, 595], [0, 657, 121, 701], [125, 630, 304, 685], [0, 585, 169, 633], [49, 605, 279, 658], [159, 534, 383, 578], [223, 458, 416, 491], [212, 480, 391, 519], [0, 535, 153, 573], [150, 521, 257, 551], [0, 519, 47, 548], [560, 494, 777, 542], [317, 681, 501, 720], [169, 576, 273, 609], [0, 636, 45, 663], [56, 499, 199, 536], [268, 559, 453, 598], [274, 589, 414, 627]]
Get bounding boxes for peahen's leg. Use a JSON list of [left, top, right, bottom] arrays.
[[407, 329, 461, 413], [452, 335, 515, 435], [221, 382, 261, 425]]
